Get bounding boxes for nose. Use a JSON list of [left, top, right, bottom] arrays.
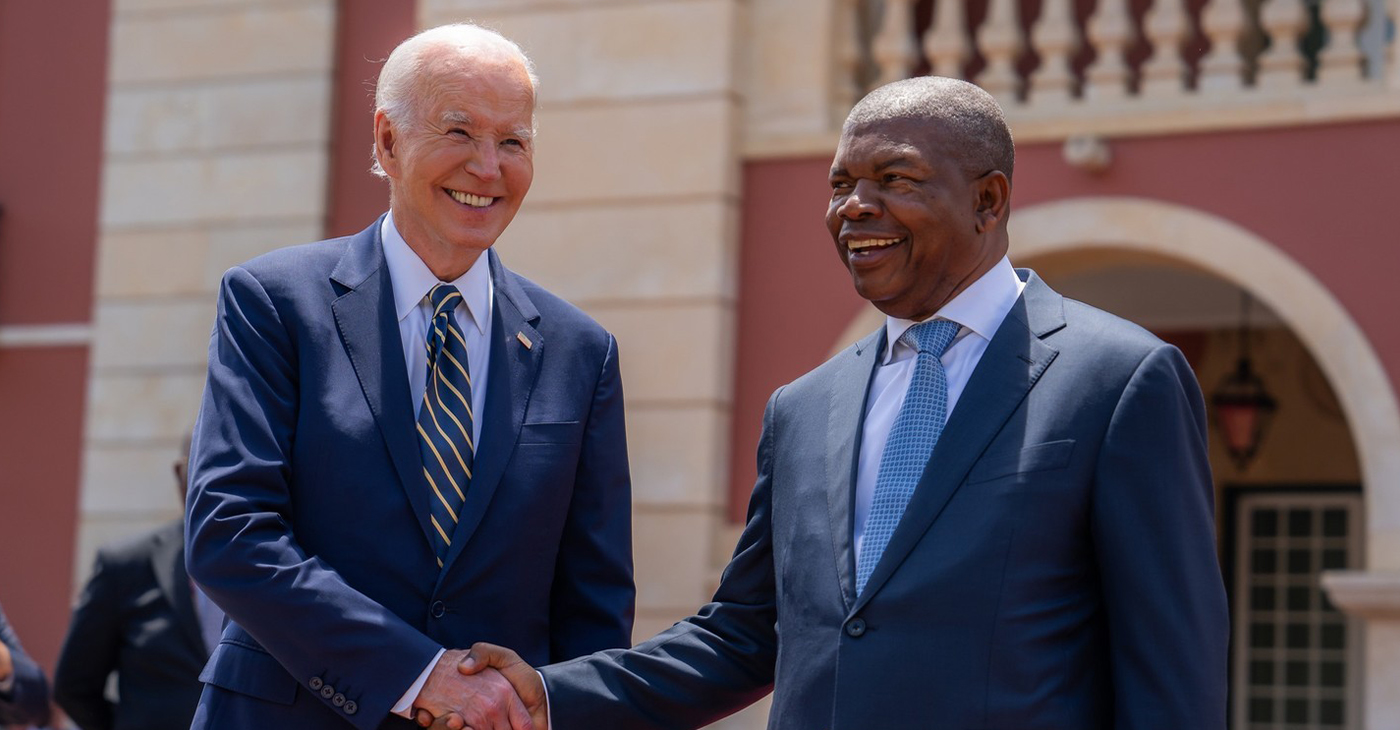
[[836, 180, 880, 220], [465, 144, 502, 183]]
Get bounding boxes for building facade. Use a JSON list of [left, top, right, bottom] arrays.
[[0, 0, 1397, 727]]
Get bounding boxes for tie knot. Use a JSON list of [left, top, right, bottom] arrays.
[[900, 319, 961, 356], [427, 283, 462, 317]]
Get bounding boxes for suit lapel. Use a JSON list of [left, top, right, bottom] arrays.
[[825, 328, 885, 612], [152, 521, 207, 656], [852, 272, 1065, 612], [439, 250, 542, 574], [330, 218, 437, 550]]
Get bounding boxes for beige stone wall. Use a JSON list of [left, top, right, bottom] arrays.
[[78, 0, 337, 583], [418, 0, 767, 725]]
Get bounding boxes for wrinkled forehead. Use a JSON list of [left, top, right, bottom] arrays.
[[831, 117, 949, 171], [413, 51, 536, 124]]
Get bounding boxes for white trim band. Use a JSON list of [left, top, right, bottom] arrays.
[[0, 323, 93, 347]]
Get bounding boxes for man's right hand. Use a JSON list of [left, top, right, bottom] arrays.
[[0, 639, 12, 684], [411, 648, 536, 730], [458, 643, 548, 730]]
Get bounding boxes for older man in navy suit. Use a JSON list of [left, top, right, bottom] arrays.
[[185, 23, 633, 730], [453, 76, 1229, 730]]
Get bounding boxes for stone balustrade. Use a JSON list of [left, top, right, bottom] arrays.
[[826, 0, 1397, 140]]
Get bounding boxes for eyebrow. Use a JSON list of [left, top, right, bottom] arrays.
[[439, 110, 534, 141], [829, 153, 921, 178]]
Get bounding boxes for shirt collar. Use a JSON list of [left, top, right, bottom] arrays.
[[882, 256, 1025, 362], [381, 212, 492, 336]]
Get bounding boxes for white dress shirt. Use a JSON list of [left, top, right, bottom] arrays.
[[852, 256, 1025, 564], [381, 212, 495, 717]]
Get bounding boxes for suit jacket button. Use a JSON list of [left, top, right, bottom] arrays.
[[845, 618, 867, 638], [309, 677, 324, 691], [431, 600, 446, 618], [344, 700, 358, 715], [321, 684, 335, 699], [332, 693, 346, 707]]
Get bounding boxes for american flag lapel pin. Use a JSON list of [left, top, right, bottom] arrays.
[[516, 331, 533, 350]]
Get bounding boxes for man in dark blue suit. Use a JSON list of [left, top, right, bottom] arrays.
[[455, 76, 1229, 729], [185, 23, 633, 730]]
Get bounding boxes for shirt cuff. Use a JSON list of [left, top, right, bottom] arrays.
[[537, 670, 553, 729], [392, 648, 446, 718]]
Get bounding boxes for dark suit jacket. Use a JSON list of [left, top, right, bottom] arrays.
[[54, 519, 209, 730], [0, 600, 50, 727], [542, 271, 1229, 729], [185, 219, 634, 730]]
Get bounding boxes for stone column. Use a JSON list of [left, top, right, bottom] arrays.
[[1324, 570, 1400, 727], [79, 0, 337, 579]]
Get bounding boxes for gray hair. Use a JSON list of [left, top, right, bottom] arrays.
[[370, 23, 539, 178], [845, 76, 1014, 183]]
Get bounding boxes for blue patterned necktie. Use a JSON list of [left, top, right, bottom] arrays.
[[856, 319, 963, 595], [417, 283, 476, 567]]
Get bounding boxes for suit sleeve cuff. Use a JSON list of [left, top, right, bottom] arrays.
[[391, 648, 446, 718], [538, 670, 553, 729]]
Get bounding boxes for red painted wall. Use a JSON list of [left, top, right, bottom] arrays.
[[0, 0, 110, 671], [731, 119, 1400, 519], [325, 0, 416, 238]]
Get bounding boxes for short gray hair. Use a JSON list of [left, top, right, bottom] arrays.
[[845, 76, 1014, 182], [370, 23, 539, 178]]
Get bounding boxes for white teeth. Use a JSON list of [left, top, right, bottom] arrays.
[[847, 238, 901, 251], [448, 190, 494, 207]]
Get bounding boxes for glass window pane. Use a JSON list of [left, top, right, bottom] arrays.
[[1254, 509, 1279, 537], [1249, 697, 1274, 721], [1285, 661, 1308, 685], [1322, 509, 1347, 537], [1288, 509, 1312, 537], [1323, 548, 1347, 570], [1287, 586, 1310, 611], [1252, 586, 1276, 610], [1285, 698, 1308, 723], [1249, 660, 1274, 685], [1320, 699, 1345, 725], [1321, 661, 1345, 687], [1288, 549, 1311, 574], [1286, 623, 1309, 649], [1251, 623, 1276, 648], [1253, 549, 1277, 574], [1321, 623, 1345, 649]]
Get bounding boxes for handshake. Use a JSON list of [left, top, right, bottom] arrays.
[[410, 644, 549, 730]]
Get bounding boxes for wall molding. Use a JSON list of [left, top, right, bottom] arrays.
[[0, 323, 93, 348]]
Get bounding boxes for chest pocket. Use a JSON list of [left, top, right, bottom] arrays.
[[966, 439, 1075, 484]]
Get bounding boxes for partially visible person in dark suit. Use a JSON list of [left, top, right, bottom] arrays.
[[0, 600, 51, 727], [54, 439, 223, 730]]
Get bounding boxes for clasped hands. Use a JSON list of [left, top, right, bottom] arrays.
[[410, 644, 547, 730]]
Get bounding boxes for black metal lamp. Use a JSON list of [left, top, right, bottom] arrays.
[[1212, 293, 1277, 470]]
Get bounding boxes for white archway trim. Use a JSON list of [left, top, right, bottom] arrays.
[[1006, 197, 1400, 569]]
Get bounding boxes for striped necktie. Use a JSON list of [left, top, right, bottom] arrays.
[[417, 283, 475, 567], [856, 319, 962, 595]]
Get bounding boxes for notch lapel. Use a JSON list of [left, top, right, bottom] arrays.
[[152, 521, 207, 656], [825, 328, 886, 612], [439, 251, 542, 574], [330, 219, 437, 551], [852, 272, 1065, 612]]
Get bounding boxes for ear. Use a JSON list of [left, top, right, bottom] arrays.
[[972, 170, 1011, 234], [374, 110, 402, 179]]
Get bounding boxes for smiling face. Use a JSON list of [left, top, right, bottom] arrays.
[[826, 116, 1009, 321], [375, 46, 535, 279]]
